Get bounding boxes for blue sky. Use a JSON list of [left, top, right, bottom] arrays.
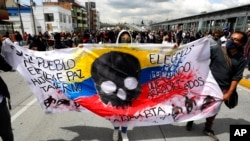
[[19, 0, 250, 24]]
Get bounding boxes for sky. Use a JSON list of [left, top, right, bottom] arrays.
[[20, 0, 250, 24]]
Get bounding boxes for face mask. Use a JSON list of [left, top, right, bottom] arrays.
[[226, 40, 238, 49]]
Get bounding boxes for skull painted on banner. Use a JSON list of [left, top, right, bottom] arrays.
[[91, 51, 141, 108]]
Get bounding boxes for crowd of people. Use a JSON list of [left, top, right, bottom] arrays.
[[0, 27, 206, 50], [1, 26, 250, 141]]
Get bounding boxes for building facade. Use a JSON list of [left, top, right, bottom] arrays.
[[151, 4, 250, 34], [86, 1, 98, 32], [5, 0, 100, 35]]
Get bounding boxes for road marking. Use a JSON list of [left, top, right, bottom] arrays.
[[11, 98, 37, 122]]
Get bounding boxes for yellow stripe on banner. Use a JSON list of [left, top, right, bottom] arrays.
[[69, 45, 177, 82]]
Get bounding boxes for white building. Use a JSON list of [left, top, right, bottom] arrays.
[[7, 5, 73, 35], [36, 5, 73, 33]]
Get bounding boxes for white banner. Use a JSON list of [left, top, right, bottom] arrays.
[[2, 37, 223, 127]]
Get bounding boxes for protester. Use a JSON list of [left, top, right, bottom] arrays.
[[147, 31, 156, 43], [182, 32, 192, 44], [112, 30, 132, 141], [220, 26, 231, 47], [82, 32, 91, 43], [14, 31, 23, 46], [77, 30, 132, 141], [135, 32, 143, 43], [0, 40, 14, 141], [27, 33, 33, 45], [176, 25, 183, 46], [4, 32, 10, 38], [23, 32, 28, 42], [72, 33, 80, 47], [155, 30, 163, 43], [62, 33, 75, 48], [209, 29, 222, 47], [54, 32, 66, 49], [28, 36, 47, 51], [186, 31, 248, 140]]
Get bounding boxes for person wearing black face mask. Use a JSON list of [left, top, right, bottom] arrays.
[[186, 31, 247, 141], [225, 39, 239, 49]]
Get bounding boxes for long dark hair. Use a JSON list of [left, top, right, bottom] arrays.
[[232, 31, 248, 52]]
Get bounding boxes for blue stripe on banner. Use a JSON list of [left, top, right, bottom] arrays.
[[140, 66, 163, 84], [64, 66, 177, 99], [64, 78, 97, 99]]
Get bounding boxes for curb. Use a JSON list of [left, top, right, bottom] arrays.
[[239, 78, 250, 89]]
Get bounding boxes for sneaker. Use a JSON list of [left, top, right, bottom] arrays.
[[186, 121, 193, 131], [203, 128, 219, 141], [121, 132, 129, 141], [113, 129, 119, 141]]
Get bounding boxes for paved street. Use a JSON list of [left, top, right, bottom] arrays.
[[1, 68, 250, 141]]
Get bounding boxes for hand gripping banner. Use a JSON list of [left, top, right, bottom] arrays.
[[1, 38, 223, 127]]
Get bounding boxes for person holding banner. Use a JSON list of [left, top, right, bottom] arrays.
[[0, 40, 14, 141], [112, 30, 132, 141], [186, 31, 248, 141], [77, 30, 132, 141]]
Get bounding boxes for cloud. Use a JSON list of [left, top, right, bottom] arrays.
[[96, 0, 250, 24], [32, 0, 250, 24]]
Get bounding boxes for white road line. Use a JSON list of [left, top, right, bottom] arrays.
[[11, 98, 37, 122]]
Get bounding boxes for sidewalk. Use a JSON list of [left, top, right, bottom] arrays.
[[239, 68, 250, 89]]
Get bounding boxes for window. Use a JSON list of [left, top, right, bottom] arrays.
[[59, 13, 63, 22], [235, 17, 246, 31], [44, 13, 54, 22], [63, 15, 66, 23], [68, 16, 71, 23], [247, 16, 250, 31]]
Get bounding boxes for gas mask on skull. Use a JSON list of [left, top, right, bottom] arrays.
[[91, 51, 141, 108]]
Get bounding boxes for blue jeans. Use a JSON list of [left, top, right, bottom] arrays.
[[18, 40, 23, 46], [114, 126, 128, 133]]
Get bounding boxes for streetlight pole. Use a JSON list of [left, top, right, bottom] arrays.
[[88, 0, 91, 33], [30, 0, 36, 35], [17, 0, 24, 34]]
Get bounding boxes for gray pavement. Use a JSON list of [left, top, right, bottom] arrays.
[[1, 69, 250, 141]]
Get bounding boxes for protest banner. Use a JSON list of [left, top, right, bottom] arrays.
[[1, 37, 222, 127]]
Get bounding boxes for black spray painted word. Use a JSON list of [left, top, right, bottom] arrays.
[[43, 95, 80, 108], [26, 65, 84, 93], [36, 57, 75, 71], [184, 77, 205, 89], [23, 55, 75, 71], [21, 53, 85, 93], [37, 80, 82, 93], [150, 62, 191, 79], [27, 66, 84, 83], [149, 45, 194, 65], [110, 106, 167, 122]]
